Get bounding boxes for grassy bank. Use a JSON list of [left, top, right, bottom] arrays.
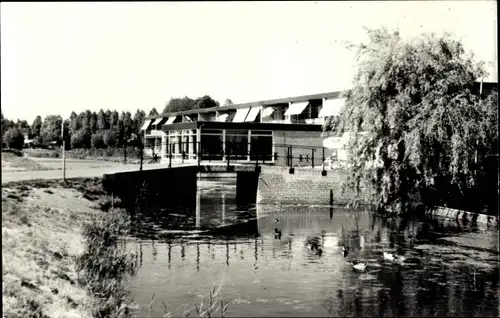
[[23, 148, 154, 164], [1, 151, 52, 172], [2, 178, 136, 318]]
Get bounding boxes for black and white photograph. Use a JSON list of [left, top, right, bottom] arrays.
[[1, 1, 498, 317]]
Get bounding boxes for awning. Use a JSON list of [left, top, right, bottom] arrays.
[[319, 98, 346, 117], [166, 116, 177, 125], [261, 107, 275, 118], [198, 113, 209, 121], [217, 113, 229, 122], [244, 107, 261, 122], [183, 116, 193, 122], [140, 119, 154, 131], [232, 107, 250, 123], [284, 101, 309, 116], [156, 117, 167, 126], [150, 118, 159, 126]]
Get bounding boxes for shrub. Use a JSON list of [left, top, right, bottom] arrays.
[[3, 127, 24, 150], [91, 132, 105, 149], [71, 130, 91, 149], [103, 130, 117, 148]]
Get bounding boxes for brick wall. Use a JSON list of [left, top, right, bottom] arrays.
[[273, 130, 331, 167], [257, 166, 374, 205]]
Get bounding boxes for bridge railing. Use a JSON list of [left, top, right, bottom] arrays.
[[158, 140, 337, 171]]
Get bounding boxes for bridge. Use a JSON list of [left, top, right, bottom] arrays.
[[101, 143, 338, 210]]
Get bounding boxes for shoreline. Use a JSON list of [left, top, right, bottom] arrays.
[[2, 177, 135, 318]]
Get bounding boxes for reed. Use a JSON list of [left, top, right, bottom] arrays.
[[76, 208, 138, 318], [147, 282, 230, 318]]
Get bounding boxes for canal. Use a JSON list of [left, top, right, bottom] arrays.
[[123, 177, 499, 317]]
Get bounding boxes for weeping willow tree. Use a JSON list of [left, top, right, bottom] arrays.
[[328, 28, 498, 216]]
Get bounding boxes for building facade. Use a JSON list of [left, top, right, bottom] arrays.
[[141, 91, 347, 164]]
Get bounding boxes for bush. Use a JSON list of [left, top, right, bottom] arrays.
[[103, 130, 117, 148], [3, 128, 24, 150], [91, 132, 105, 149], [71, 130, 91, 149]]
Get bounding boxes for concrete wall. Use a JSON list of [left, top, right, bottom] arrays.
[[257, 166, 373, 205], [426, 206, 499, 226], [102, 166, 198, 209], [273, 130, 330, 167]]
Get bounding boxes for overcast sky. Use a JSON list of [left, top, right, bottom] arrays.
[[1, 1, 497, 123]]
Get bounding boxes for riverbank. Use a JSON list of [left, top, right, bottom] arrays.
[[1, 178, 135, 318]]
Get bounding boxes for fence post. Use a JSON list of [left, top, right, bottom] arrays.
[[312, 148, 316, 169], [290, 145, 293, 167], [168, 143, 172, 168], [330, 189, 334, 219], [197, 141, 201, 167]]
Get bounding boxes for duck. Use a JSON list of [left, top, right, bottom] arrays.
[[306, 237, 321, 251], [383, 252, 395, 262], [352, 261, 367, 272], [342, 246, 349, 258], [316, 248, 323, 257]]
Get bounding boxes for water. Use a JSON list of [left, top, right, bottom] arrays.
[[124, 178, 499, 317]]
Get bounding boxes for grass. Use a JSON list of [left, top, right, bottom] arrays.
[[23, 147, 154, 164], [1, 151, 51, 172], [2, 184, 95, 318], [2, 178, 131, 318]]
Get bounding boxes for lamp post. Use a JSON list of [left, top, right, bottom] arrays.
[[61, 119, 66, 182]]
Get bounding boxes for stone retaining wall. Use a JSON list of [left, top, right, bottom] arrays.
[[426, 206, 499, 226], [257, 166, 373, 205]]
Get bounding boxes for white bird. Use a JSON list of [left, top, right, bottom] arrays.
[[383, 252, 395, 262], [352, 262, 367, 272]]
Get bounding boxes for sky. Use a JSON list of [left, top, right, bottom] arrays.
[[1, 1, 497, 123]]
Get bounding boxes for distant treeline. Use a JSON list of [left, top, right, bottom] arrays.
[[1, 95, 232, 150]]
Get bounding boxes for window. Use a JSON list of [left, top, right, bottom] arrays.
[[249, 135, 273, 161], [225, 134, 248, 160], [200, 134, 223, 160]]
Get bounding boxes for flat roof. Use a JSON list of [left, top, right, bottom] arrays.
[[147, 90, 346, 120], [161, 121, 324, 132], [147, 81, 497, 120]]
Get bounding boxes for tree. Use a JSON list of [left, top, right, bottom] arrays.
[[133, 109, 146, 135], [3, 127, 24, 150], [110, 110, 119, 129], [163, 96, 197, 113], [71, 129, 89, 149], [223, 98, 234, 106], [103, 129, 117, 148], [69, 112, 81, 134], [40, 115, 63, 145], [196, 95, 220, 109], [90, 111, 98, 134], [31, 115, 43, 138], [104, 110, 112, 130], [327, 27, 498, 216], [148, 107, 159, 116], [97, 109, 107, 131], [1, 113, 15, 142]]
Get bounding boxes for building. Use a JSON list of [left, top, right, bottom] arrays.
[[140, 90, 347, 166], [141, 80, 497, 166]]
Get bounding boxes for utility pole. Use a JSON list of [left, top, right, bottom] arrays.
[[61, 119, 66, 182]]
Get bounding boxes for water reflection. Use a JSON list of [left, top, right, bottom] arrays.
[[125, 177, 499, 317]]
